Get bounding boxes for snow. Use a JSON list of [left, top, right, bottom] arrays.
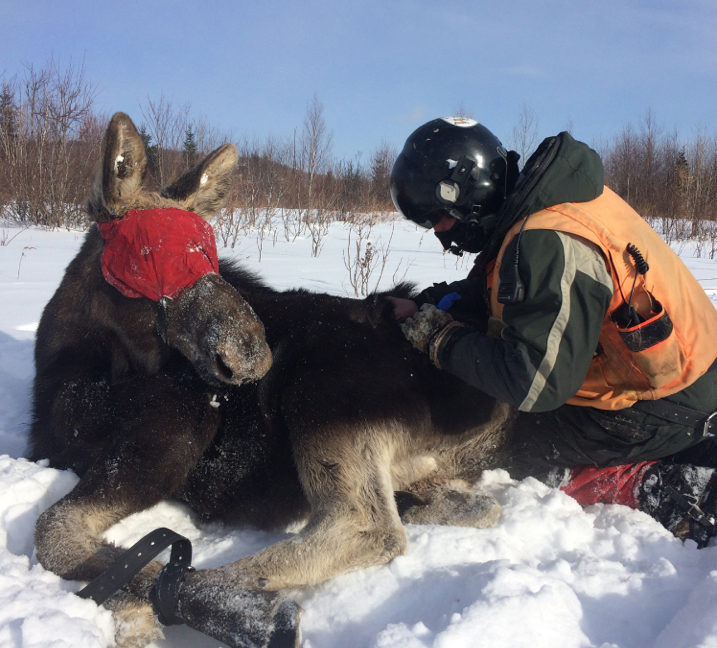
[[3, 217, 717, 648]]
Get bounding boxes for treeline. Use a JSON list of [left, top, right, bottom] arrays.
[[1, 60, 716, 248], [599, 110, 717, 249], [0, 59, 103, 228], [0, 60, 394, 234]]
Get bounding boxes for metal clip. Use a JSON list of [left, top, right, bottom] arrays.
[[704, 410, 717, 438]]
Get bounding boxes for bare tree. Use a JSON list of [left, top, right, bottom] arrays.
[[250, 136, 291, 260], [2, 57, 715, 245], [298, 94, 335, 255], [0, 80, 19, 210], [192, 115, 235, 158], [682, 128, 717, 240], [0, 57, 100, 228], [601, 111, 717, 248], [508, 101, 540, 167], [300, 93, 333, 193], [140, 94, 191, 187], [342, 217, 397, 296], [333, 155, 364, 221], [452, 103, 474, 119]]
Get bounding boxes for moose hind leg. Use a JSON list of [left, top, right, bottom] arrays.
[[237, 422, 406, 591], [34, 387, 220, 646], [34, 477, 166, 648], [35, 373, 219, 585]]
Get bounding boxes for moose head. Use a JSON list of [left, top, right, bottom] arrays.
[[87, 112, 272, 386]]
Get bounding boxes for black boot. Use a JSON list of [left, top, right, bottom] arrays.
[[637, 463, 717, 548]]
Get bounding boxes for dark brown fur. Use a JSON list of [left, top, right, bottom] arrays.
[[30, 113, 514, 648]]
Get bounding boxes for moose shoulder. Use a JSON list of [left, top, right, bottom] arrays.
[[30, 112, 514, 648]]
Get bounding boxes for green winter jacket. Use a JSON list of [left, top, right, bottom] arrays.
[[420, 133, 716, 419]]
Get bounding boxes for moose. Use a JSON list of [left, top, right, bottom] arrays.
[[29, 113, 515, 648]]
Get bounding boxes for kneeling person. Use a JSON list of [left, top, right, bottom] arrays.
[[389, 116, 717, 547]]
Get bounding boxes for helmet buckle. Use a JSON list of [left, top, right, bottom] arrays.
[[435, 156, 476, 208]]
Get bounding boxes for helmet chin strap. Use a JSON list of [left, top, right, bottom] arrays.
[[434, 218, 496, 256], [434, 228, 464, 256]]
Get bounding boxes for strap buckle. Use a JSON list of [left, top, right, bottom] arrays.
[[666, 485, 717, 529], [704, 410, 717, 439], [76, 527, 193, 626]]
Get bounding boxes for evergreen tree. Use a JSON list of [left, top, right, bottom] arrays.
[[0, 83, 18, 142], [183, 127, 198, 169], [138, 124, 159, 178]]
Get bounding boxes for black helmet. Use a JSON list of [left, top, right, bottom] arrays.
[[391, 117, 510, 229]]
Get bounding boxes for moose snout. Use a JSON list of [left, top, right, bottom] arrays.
[[210, 334, 273, 385], [161, 274, 273, 386]]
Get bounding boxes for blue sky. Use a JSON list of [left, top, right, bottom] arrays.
[[1, 0, 715, 160]]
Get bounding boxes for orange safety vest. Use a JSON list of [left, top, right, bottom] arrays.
[[487, 187, 717, 410]]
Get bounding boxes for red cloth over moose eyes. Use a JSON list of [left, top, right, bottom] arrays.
[[97, 208, 219, 301]]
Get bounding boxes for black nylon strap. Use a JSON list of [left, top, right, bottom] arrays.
[[631, 399, 710, 429], [149, 540, 194, 626], [76, 528, 192, 615], [630, 358, 717, 431]]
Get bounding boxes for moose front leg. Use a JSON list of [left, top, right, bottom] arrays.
[[172, 423, 402, 648], [173, 420, 406, 648], [175, 491, 398, 648]]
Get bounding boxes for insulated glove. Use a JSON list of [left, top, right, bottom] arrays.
[[400, 303, 467, 369], [416, 277, 491, 332], [400, 304, 453, 353]]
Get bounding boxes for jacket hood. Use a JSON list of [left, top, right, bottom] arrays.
[[474, 132, 604, 271], [514, 131, 604, 215]]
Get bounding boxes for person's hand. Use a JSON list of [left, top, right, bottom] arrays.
[[387, 296, 419, 322], [400, 304, 454, 353]]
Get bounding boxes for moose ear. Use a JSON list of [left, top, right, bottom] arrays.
[[88, 112, 147, 222], [161, 143, 238, 220]]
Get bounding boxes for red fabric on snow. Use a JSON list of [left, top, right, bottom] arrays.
[[97, 208, 219, 301], [561, 462, 657, 509]]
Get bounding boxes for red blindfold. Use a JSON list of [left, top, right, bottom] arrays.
[[98, 208, 219, 301]]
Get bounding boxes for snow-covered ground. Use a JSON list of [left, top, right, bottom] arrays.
[[4, 217, 717, 648]]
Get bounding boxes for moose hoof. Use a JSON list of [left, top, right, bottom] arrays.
[[176, 568, 303, 648], [400, 487, 501, 529], [267, 598, 302, 648]]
